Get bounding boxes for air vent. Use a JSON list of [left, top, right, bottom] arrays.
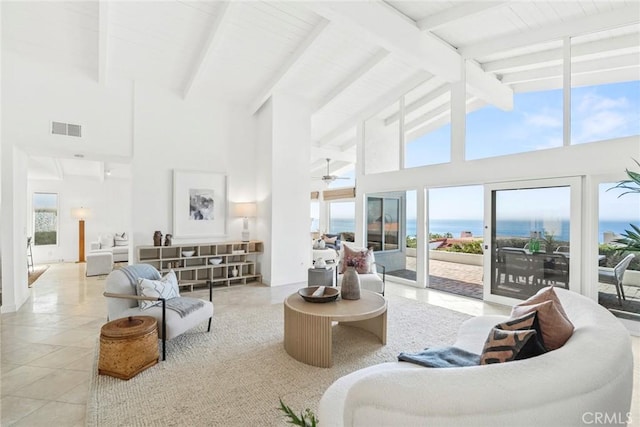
[[51, 121, 82, 137]]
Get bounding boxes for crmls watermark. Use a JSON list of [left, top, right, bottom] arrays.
[[582, 412, 632, 425]]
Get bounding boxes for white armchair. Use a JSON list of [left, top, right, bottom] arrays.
[[337, 244, 386, 296], [103, 264, 214, 360]]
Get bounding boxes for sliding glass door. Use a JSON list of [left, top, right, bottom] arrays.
[[484, 178, 582, 304]]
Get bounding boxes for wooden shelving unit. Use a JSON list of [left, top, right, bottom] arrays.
[[137, 241, 263, 291]]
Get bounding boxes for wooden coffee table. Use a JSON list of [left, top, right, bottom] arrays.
[[284, 290, 387, 368]]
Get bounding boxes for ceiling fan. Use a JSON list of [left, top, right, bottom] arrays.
[[314, 158, 349, 185]]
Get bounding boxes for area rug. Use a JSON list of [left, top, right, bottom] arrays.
[[28, 264, 49, 287], [86, 295, 471, 426]]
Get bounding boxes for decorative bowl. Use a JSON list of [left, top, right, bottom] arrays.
[[182, 250, 195, 257], [298, 286, 339, 303], [209, 257, 223, 265]]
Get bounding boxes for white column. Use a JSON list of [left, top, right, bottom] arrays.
[[256, 93, 312, 286]]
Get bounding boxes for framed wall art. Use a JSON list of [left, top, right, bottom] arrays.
[[173, 170, 228, 238]]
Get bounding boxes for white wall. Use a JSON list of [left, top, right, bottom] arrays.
[[255, 94, 311, 286], [131, 82, 257, 251], [27, 176, 132, 264], [1, 146, 29, 313], [2, 51, 133, 159]]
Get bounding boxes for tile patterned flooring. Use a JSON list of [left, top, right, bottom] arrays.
[[1, 262, 639, 426]]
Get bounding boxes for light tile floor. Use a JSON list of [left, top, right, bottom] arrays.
[[1, 262, 639, 426]]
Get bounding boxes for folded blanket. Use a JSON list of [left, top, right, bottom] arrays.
[[166, 297, 205, 318], [120, 264, 161, 292], [398, 346, 480, 368]]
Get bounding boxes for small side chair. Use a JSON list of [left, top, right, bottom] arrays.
[[103, 264, 214, 360], [598, 254, 636, 305]]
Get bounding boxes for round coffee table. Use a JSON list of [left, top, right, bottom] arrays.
[[284, 290, 387, 368]]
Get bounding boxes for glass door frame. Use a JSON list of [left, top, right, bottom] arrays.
[[483, 177, 583, 306]]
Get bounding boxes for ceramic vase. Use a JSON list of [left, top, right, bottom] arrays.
[[341, 266, 361, 300], [232, 267, 239, 277]]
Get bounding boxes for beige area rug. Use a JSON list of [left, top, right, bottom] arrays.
[[28, 264, 50, 287], [86, 295, 471, 426]]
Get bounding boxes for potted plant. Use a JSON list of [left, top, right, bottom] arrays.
[[609, 159, 640, 252]]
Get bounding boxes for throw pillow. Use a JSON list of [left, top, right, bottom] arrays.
[[514, 286, 570, 320], [99, 234, 114, 249], [511, 299, 574, 351], [137, 270, 180, 310], [114, 233, 128, 247], [341, 244, 373, 274], [480, 328, 539, 365], [494, 312, 547, 360]]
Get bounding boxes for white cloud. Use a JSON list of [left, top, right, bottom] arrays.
[[576, 92, 630, 114], [524, 113, 562, 128]]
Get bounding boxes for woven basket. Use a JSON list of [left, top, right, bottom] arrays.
[[99, 316, 159, 380]]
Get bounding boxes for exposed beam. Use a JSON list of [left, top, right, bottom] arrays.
[[315, 49, 389, 112], [308, 1, 461, 81], [404, 102, 451, 133], [250, 19, 330, 115], [405, 98, 486, 143], [384, 83, 449, 125], [183, 2, 233, 99], [98, 0, 109, 85], [511, 67, 640, 93], [483, 33, 640, 73], [308, 1, 513, 111], [317, 71, 431, 146], [501, 53, 640, 85], [466, 61, 513, 110], [460, 4, 640, 59], [417, 1, 509, 31]]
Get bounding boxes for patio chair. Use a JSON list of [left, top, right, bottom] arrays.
[[598, 254, 636, 305], [500, 248, 534, 286], [532, 252, 569, 289]]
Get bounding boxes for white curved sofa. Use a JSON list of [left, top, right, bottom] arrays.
[[318, 288, 633, 426]]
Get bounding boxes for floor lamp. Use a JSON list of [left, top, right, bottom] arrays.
[[71, 207, 90, 263], [235, 202, 257, 242]]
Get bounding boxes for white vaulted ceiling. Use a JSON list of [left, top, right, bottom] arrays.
[[3, 1, 638, 179]]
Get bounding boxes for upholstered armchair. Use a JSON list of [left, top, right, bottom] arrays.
[[103, 264, 214, 360], [336, 243, 386, 296]]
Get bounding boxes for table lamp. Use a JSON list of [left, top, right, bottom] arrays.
[[235, 202, 257, 242]]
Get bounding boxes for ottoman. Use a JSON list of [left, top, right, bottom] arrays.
[[86, 251, 113, 276], [99, 316, 159, 380]]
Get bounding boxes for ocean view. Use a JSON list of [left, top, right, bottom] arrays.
[[329, 218, 637, 243]]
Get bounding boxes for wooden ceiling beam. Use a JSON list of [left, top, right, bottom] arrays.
[[307, 1, 513, 110], [460, 4, 640, 59], [417, 1, 510, 32], [250, 19, 330, 115], [316, 71, 431, 146], [183, 2, 233, 99], [501, 53, 640, 85], [484, 33, 640, 74], [314, 49, 389, 113]]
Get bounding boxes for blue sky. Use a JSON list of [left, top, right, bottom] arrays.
[[327, 80, 639, 222]]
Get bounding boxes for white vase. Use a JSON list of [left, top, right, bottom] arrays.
[[232, 267, 239, 277], [341, 267, 361, 300]]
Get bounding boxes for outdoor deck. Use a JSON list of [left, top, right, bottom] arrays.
[[388, 257, 640, 316]]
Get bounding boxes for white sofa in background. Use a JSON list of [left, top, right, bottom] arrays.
[[318, 288, 633, 427], [90, 233, 129, 263]]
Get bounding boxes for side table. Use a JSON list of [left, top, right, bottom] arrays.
[[99, 316, 158, 380], [308, 266, 334, 287]]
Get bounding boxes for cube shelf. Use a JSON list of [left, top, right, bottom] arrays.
[[137, 241, 263, 291]]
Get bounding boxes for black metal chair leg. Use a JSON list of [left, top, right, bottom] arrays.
[[207, 317, 212, 332], [161, 298, 166, 361]]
